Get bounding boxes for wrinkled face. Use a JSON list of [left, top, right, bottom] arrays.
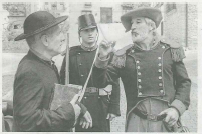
[[131, 17, 151, 43], [46, 25, 66, 56], [80, 27, 98, 45]]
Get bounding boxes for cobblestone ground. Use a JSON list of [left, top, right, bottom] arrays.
[[2, 50, 197, 132]]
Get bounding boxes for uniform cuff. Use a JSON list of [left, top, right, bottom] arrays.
[[95, 54, 110, 68], [170, 99, 186, 116]]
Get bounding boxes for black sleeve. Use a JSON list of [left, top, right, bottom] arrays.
[[13, 71, 75, 131], [173, 60, 191, 109]]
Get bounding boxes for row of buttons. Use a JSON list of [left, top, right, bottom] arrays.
[[158, 55, 164, 94], [136, 56, 164, 96], [136, 60, 142, 96]]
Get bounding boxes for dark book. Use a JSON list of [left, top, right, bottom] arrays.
[[50, 83, 82, 110]]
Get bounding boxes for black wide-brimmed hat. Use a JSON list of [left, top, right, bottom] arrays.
[[15, 11, 68, 41], [78, 14, 97, 31], [121, 7, 163, 32]]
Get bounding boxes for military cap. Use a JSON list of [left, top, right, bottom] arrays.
[[78, 14, 97, 31]]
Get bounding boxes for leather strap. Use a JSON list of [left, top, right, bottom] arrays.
[[133, 107, 167, 121]]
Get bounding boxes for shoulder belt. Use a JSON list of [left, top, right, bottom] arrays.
[[111, 44, 133, 68], [161, 38, 186, 62]]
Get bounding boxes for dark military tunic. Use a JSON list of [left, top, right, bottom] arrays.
[[60, 45, 121, 132], [13, 50, 76, 132], [93, 39, 191, 132]]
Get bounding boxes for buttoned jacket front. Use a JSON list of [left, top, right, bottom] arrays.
[[60, 45, 121, 131], [93, 40, 191, 116]]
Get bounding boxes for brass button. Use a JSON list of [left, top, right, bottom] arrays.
[[158, 57, 162, 60], [162, 46, 165, 49], [139, 92, 142, 95], [137, 66, 141, 69], [98, 96, 100, 99], [131, 50, 135, 53], [159, 83, 163, 86], [158, 63, 162, 66], [78, 53, 81, 55], [138, 85, 142, 89], [138, 72, 141, 75], [138, 79, 142, 82], [136, 60, 140, 63], [81, 74, 84, 77], [160, 90, 164, 93], [158, 69, 162, 72], [159, 76, 162, 79], [84, 97, 87, 99], [79, 63, 82, 66]]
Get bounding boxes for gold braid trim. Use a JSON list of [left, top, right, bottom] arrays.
[[170, 47, 186, 62], [111, 54, 126, 68]]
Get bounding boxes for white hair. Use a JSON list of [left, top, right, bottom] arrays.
[[144, 18, 158, 36]]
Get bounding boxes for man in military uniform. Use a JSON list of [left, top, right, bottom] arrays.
[[60, 14, 121, 132], [92, 7, 191, 132]]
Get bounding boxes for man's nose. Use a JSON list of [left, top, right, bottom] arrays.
[[88, 30, 93, 35], [131, 23, 136, 30]]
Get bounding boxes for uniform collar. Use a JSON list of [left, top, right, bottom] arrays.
[[81, 44, 97, 51]]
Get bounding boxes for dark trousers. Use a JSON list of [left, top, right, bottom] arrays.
[[75, 94, 110, 132]]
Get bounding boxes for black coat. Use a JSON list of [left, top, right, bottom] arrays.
[[60, 46, 121, 132], [13, 50, 76, 132]]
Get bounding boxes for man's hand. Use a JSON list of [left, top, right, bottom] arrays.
[[79, 111, 92, 129], [159, 107, 180, 127], [106, 113, 117, 121], [70, 94, 81, 121], [99, 40, 115, 59]]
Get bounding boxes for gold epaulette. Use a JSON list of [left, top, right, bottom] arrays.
[[111, 44, 133, 68], [161, 38, 186, 62]]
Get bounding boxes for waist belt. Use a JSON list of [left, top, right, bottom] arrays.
[[133, 107, 167, 122], [85, 87, 98, 93]]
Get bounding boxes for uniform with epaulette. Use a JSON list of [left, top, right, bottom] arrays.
[[60, 14, 121, 132], [93, 7, 191, 132]]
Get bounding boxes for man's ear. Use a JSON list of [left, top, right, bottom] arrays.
[[41, 34, 49, 47]]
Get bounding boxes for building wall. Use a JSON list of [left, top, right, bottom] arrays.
[[187, 4, 197, 49], [163, 3, 186, 47], [162, 3, 197, 48]]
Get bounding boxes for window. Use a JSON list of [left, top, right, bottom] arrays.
[[81, 10, 92, 15], [51, 3, 57, 10], [100, 7, 112, 23], [84, 2, 92, 8], [166, 3, 177, 13], [122, 6, 133, 14]]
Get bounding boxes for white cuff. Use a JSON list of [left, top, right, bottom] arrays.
[[170, 99, 186, 116]]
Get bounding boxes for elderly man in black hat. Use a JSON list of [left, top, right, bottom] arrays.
[[92, 7, 191, 132], [13, 11, 92, 132], [60, 14, 121, 132]]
